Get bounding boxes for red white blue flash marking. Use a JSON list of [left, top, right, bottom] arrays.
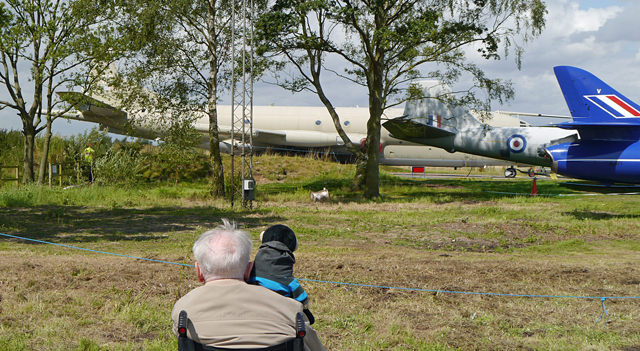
[[585, 95, 640, 118]]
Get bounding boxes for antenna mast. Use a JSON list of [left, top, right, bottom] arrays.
[[230, 0, 255, 209]]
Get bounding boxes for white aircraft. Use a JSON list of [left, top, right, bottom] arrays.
[[383, 81, 577, 177], [57, 72, 530, 168]]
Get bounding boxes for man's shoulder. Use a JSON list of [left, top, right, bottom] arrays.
[[241, 283, 304, 310], [172, 282, 303, 335], [174, 282, 302, 310]]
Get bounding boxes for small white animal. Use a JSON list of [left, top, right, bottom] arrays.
[[310, 188, 329, 202]]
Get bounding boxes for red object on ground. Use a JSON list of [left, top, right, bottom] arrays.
[[531, 177, 538, 196]]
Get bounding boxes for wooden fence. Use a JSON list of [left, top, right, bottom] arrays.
[[0, 162, 84, 188], [0, 165, 19, 188]]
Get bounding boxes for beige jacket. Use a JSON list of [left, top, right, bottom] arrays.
[[172, 279, 326, 351]]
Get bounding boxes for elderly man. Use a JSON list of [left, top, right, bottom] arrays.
[[172, 219, 326, 351]]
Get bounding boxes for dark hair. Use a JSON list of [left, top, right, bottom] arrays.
[[262, 224, 297, 251]]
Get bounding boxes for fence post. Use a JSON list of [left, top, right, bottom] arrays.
[[49, 163, 53, 188], [0, 165, 20, 187]]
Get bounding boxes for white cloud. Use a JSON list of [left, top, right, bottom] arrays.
[[545, 2, 622, 37]]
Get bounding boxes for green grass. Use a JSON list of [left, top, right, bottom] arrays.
[[1, 156, 640, 350]]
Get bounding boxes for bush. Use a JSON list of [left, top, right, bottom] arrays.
[[0, 129, 23, 166], [93, 149, 148, 186]]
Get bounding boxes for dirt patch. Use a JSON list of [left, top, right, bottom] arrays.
[[1, 199, 639, 350]]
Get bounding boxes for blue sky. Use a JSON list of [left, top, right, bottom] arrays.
[[2, 0, 639, 135]]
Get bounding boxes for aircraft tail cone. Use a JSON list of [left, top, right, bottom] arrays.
[[531, 177, 538, 196]]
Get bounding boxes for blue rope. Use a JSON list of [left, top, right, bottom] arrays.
[[297, 278, 639, 301], [595, 298, 609, 325], [2, 232, 638, 324], [0, 232, 193, 267]]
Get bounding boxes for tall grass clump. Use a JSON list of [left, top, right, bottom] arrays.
[[93, 148, 148, 186], [0, 129, 24, 166]]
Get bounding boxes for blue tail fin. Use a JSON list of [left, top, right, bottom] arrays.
[[554, 66, 640, 126]]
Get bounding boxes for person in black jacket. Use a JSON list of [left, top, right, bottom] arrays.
[[249, 224, 315, 324]]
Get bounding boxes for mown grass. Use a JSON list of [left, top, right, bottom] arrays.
[[1, 155, 639, 350]]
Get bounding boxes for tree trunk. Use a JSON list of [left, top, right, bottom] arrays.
[[352, 156, 367, 191], [22, 128, 36, 184], [362, 53, 385, 199], [209, 106, 225, 197], [207, 0, 225, 197], [362, 110, 381, 199], [37, 121, 53, 185]]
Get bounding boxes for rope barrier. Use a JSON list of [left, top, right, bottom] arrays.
[[2, 232, 637, 324], [0, 232, 192, 267], [481, 181, 640, 197], [596, 298, 610, 325]]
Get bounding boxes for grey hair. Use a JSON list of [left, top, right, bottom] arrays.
[[192, 219, 252, 281]]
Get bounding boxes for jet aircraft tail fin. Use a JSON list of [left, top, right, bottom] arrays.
[[554, 66, 640, 140], [400, 80, 483, 130], [383, 81, 483, 146]]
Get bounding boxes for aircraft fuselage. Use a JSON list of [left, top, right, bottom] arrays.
[[404, 125, 576, 167], [547, 140, 640, 184]]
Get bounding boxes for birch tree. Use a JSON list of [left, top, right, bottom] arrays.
[[0, 0, 118, 184], [256, 0, 546, 198]]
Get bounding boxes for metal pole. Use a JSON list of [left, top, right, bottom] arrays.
[[231, 0, 255, 209], [230, 0, 237, 208]]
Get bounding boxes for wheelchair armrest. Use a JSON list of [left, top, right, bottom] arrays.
[[295, 312, 306, 339], [291, 312, 306, 351], [178, 310, 196, 351], [178, 310, 189, 337]]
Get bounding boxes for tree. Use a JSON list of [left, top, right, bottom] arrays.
[[111, 0, 267, 197], [0, 0, 118, 184], [256, 0, 546, 198]]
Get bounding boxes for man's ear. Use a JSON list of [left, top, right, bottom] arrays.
[[195, 262, 205, 283], [244, 261, 254, 282]]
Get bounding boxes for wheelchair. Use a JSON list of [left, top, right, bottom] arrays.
[[177, 310, 306, 351]]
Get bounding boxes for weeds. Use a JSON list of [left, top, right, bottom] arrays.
[[1, 156, 640, 350]]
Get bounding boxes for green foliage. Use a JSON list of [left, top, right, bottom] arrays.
[[0, 0, 124, 182], [255, 0, 548, 197], [0, 129, 23, 165], [93, 148, 148, 186], [62, 128, 113, 165], [146, 119, 209, 184]]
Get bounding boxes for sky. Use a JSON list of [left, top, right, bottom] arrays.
[[1, 0, 637, 136]]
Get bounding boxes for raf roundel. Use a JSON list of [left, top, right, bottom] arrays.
[[507, 134, 527, 153]]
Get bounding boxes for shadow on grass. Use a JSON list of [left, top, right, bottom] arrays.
[[563, 210, 640, 221], [259, 175, 589, 203], [0, 205, 286, 244], [560, 182, 640, 193]]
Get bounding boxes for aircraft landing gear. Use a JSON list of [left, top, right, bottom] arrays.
[[504, 166, 550, 178], [504, 167, 517, 178]]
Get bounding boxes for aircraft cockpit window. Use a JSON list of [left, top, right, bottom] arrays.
[[344, 121, 350, 126], [315, 120, 322, 126]]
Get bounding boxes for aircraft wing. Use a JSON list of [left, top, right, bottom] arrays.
[[215, 126, 286, 141], [57, 92, 126, 119], [383, 116, 456, 142], [215, 125, 349, 148]]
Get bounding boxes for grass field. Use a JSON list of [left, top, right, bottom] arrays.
[[0, 155, 639, 350]]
